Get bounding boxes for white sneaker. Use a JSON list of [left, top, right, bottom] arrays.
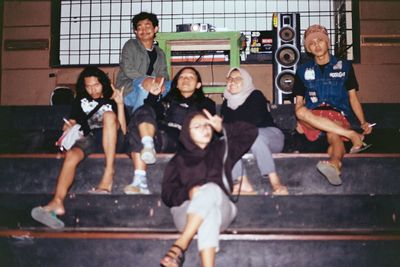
[[123, 176, 150, 195], [140, 146, 156, 164]]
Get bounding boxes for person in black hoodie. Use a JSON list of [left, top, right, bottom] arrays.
[[160, 110, 257, 267], [124, 67, 216, 194]]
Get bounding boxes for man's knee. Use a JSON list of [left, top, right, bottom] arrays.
[[295, 106, 309, 120]]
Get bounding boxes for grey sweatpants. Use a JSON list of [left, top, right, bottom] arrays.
[[232, 126, 284, 179], [170, 183, 237, 252]]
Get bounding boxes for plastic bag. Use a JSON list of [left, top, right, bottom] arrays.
[[55, 124, 83, 151]]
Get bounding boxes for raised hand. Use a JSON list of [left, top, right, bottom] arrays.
[[149, 77, 164, 95], [203, 109, 222, 133], [111, 85, 124, 105]]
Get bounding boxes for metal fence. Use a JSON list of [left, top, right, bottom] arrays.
[[51, 0, 358, 66]]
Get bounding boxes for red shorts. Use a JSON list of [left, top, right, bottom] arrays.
[[298, 108, 350, 142]]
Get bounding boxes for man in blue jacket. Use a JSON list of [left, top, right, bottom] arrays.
[[293, 24, 372, 185]]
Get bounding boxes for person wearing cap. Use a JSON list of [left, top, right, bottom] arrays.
[[292, 24, 372, 186]]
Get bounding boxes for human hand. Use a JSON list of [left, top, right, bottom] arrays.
[[203, 109, 223, 133], [149, 77, 164, 95], [111, 85, 124, 105], [62, 118, 76, 131], [143, 77, 164, 95], [154, 76, 166, 94], [360, 122, 373, 135]]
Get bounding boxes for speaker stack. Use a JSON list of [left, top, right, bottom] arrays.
[[273, 13, 301, 104]]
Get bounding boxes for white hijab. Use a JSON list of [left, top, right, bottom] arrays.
[[223, 68, 256, 110]]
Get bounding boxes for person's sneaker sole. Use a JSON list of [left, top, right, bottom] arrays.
[[31, 207, 65, 229], [123, 184, 151, 195]]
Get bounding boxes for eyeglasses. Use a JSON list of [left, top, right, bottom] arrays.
[[226, 76, 243, 83], [190, 123, 211, 131]]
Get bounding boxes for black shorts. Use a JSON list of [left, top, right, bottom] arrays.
[[72, 128, 126, 157]]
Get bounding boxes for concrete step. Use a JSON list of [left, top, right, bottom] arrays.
[[1, 154, 400, 195], [1, 194, 399, 233], [1, 231, 400, 267]]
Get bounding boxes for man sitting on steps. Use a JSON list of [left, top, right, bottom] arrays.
[[293, 24, 373, 186], [115, 11, 171, 113]]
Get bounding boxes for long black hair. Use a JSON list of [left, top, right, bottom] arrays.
[[75, 66, 113, 100], [165, 67, 206, 103]]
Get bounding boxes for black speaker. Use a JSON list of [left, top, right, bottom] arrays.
[[273, 13, 301, 104]]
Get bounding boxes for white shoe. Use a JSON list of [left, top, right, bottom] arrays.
[[123, 176, 150, 195], [140, 147, 156, 164]]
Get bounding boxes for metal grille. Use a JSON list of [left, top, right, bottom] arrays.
[[52, 0, 358, 66]]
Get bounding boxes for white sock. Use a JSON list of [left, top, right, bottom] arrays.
[[141, 136, 154, 148], [133, 170, 147, 186]]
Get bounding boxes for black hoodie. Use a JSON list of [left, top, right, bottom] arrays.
[[161, 111, 258, 208]]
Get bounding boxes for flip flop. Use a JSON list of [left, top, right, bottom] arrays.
[[31, 206, 65, 229], [87, 188, 111, 195], [316, 161, 342, 186], [349, 142, 372, 154]]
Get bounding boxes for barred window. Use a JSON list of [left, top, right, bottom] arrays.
[[51, 0, 358, 66]]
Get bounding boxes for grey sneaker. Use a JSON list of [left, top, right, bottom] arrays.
[[123, 176, 150, 195], [140, 146, 156, 164]]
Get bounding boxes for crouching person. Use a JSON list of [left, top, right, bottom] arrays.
[[160, 110, 257, 267]]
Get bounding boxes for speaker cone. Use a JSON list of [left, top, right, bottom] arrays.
[[275, 70, 295, 93], [279, 26, 295, 42], [275, 44, 300, 67]]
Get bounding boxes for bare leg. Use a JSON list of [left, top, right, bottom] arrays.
[[326, 132, 345, 171], [174, 213, 203, 251], [232, 175, 255, 194], [44, 147, 85, 215], [268, 172, 289, 195], [96, 112, 118, 191], [296, 106, 363, 148], [131, 152, 146, 171], [138, 121, 155, 137], [200, 248, 216, 267], [161, 213, 211, 266]]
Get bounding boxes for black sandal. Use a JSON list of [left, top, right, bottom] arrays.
[[160, 244, 185, 267]]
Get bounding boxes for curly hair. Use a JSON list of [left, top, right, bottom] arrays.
[[166, 67, 205, 102], [131, 12, 159, 30], [75, 66, 113, 100]]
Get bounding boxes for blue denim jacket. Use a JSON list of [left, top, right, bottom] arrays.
[[297, 55, 351, 116]]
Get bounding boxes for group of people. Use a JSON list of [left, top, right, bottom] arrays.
[[31, 12, 372, 267]]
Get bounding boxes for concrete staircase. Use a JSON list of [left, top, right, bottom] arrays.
[[0, 105, 400, 267]]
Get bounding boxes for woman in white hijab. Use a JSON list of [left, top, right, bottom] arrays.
[[221, 67, 288, 195]]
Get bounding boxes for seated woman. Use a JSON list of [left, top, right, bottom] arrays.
[[31, 66, 126, 228], [160, 110, 258, 267], [221, 67, 288, 195], [124, 67, 216, 194]]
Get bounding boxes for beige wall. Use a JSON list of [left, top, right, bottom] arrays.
[[356, 0, 400, 103], [1, 0, 399, 105]]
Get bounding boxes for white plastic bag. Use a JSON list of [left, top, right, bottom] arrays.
[[55, 124, 83, 151]]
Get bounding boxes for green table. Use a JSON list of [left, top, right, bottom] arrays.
[[156, 31, 242, 93]]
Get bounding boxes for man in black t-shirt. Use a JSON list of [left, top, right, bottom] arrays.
[[293, 24, 372, 185]]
